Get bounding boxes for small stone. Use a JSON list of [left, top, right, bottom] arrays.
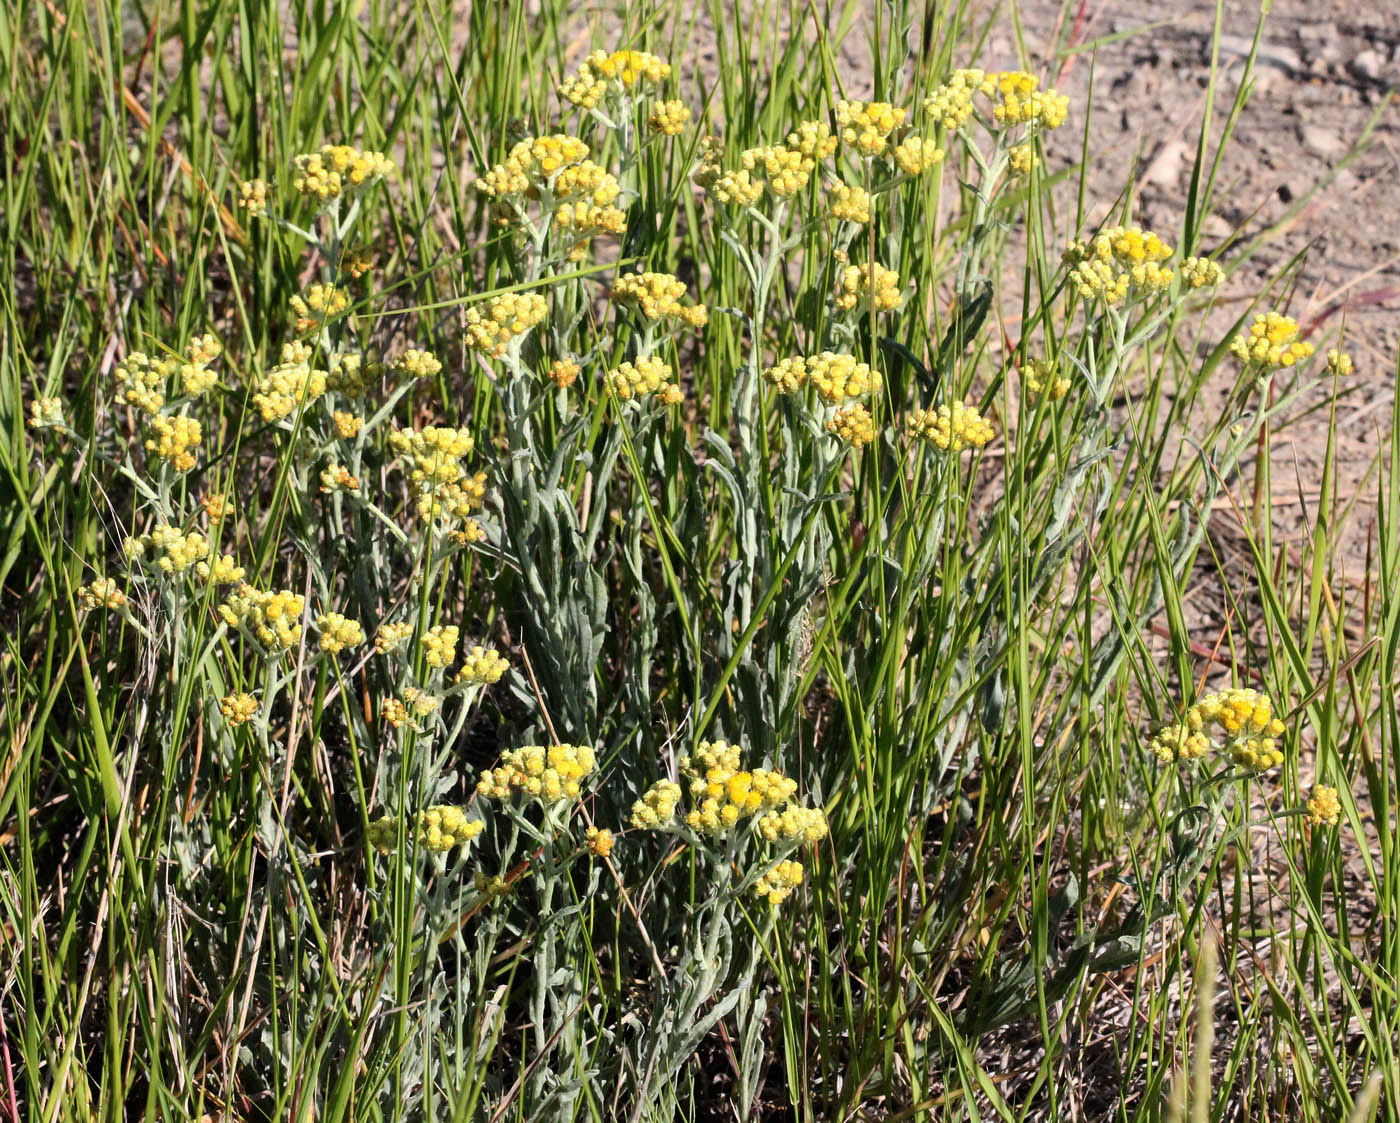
[[1298, 123, 1347, 160], [1349, 48, 1384, 82], [1144, 138, 1189, 190]]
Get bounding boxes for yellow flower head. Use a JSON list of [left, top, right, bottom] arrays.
[[1008, 143, 1038, 176], [611, 272, 707, 327], [422, 624, 459, 669], [292, 144, 396, 203], [548, 358, 581, 388], [827, 403, 877, 448], [562, 49, 671, 109], [219, 692, 259, 727], [1326, 348, 1354, 377], [478, 743, 597, 805], [28, 396, 64, 430], [754, 859, 805, 905], [143, 415, 202, 472], [456, 645, 508, 685], [585, 826, 615, 858], [1230, 312, 1315, 371], [77, 577, 127, 611], [375, 620, 414, 656], [219, 584, 306, 652], [126, 526, 211, 575], [114, 351, 176, 414], [835, 99, 907, 157], [1147, 722, 1212, 763], [763, 356, 808, 393], [464, 293, 548, 356], [393, 349, 443, 379], [1020, 358, 1069, 401], [1064, 225, 1175, 304], [893, 136, 943, 175], [237, 179, 269, 216], [1191, 687, 1286, 771], [607, 357, 682, 403], [316, 612, 365, 655], [648, 100, 691, 136], [630, 780, 683, 828], [367, 805, 484, 854], [828, 182, 872, 225], [253, 341, 327, 422], [807, 352, 881, 404], [907, 401, 994, 452], [835, 262, 902, 312], [1304, 784, 1342, 828], [1180, 256, 1225, 289]]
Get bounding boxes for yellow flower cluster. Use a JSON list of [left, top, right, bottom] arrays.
[[382, 697, 408, 728], [292, 144, 396, 202], [422, 624, 459, 668], [757, 805, 829, 844], [827, 403, 876, 447], [196, 554, 246, 585], [316, 612, 364, 654], [786, 120, 839, 162], [219, 692, 259, 726], [319, 463, 359, 493], [763, 356, 809, 393], [908, 401, 995, 452], [237, 179, 268, 216], [992, 73, 1070, 130], [28, 397, 63, 429], [808, 352, 882, 404], [585, 826, 615, 857], [1180, 256, 1225, 289], [835, 99, 907, 157], [630, 780, 682, 828], [375, 620, 414, 655], [552, 197, 628, 260], [1008, 144, 1037, 176], [219, 585, 306, 651], [679, 741, 797, 835], [126, 526, 211, 574], [607, 357, 683, 404], [893, 136, 943, 175], [1326, 348, 1354, 377], [463, 293, 548, 356], [754, 859, 804, 906], [548, 358, 581, 388], [456, 645, 508, 685], [1020, 359, 1069, 400], [388, 425, 485, 526], [475, 135, 590, 197], [77, 577, 127, 611], [708, 168, 764, 207], [202, 494, 230, 524], [144, 415, 201, 472], [828, 182, 872, 224], [253, 342, 327, 422], [477, 743, 597, 804], [648, 99, 690, 136], [1064, 226, 1174, 303], [393, 348, 443, 379], [923, 68, 997, 130], [178, 334, 222, 395], [1229, 312, 1314, 371], [1304, 785, 1342, 828], [367, 806, 484, 854], [835, 262, 902, 312], [326, 413, 360, 442], [290, 284, 350, 333], [741, 144, 817, 197], [401, 687, 438, 719], [1147, 722, 1212, 763], [561, 49, 671, 109], [1193, 688, 1286, 771], [325, 352, 367, 398], [114, 352, 175, 414], [610, 272, 708, 328]]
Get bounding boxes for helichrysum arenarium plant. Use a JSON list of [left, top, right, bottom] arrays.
[[7, 3, 1394, 1121]]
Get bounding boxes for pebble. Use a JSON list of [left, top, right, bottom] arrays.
[[1349, 48, 1384, 82], [1298, 123, 1347, 161]]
